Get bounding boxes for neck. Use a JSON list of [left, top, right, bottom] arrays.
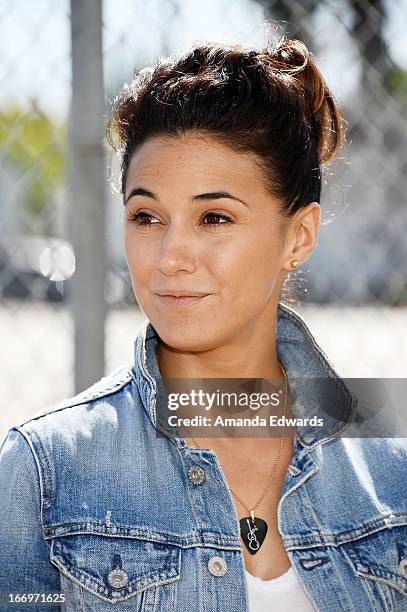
[[155, 307, 284, 382]]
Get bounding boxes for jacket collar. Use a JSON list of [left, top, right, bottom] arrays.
[[132, 301, 357, 450]]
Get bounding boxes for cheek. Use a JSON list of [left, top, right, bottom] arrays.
[[208, 229, 281, 293], [124, 235, 153, 286]]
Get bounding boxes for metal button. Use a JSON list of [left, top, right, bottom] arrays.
[[187, 465, 206, 485], [399, 559, 407, 578], [107, 568, 129, 589], [208, 555, 228, 577]]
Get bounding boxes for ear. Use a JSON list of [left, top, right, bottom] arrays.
[[282, 202, 321, 271]]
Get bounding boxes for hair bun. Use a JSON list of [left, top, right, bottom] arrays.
[[260, 36, 344, 164], [274, 39, 324, 114]]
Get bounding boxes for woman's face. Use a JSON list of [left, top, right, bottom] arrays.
[[124, 133, 310, 351]]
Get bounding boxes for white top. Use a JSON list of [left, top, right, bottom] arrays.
[[245, 566, 315, 611]]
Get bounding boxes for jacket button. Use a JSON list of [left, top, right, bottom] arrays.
[[208, 555, 228, 577], [107, 568, 129, 589], [187, 465, 206, 485], [399, 559, 407, 578]]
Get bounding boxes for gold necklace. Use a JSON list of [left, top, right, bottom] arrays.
[[187, 362, 288, 555]]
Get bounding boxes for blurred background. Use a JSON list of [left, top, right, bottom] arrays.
[[1, 0, 406, 441]]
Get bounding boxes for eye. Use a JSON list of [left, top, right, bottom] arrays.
[[126, 210, 159, 226], [125, 210, 233, 229], [201, 212, 233, 228]]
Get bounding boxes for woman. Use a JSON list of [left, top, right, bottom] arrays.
[[1, 35, 406, 612]]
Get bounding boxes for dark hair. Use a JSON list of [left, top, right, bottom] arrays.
[[106, 35, 346, 303]]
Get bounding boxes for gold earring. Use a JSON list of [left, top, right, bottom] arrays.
[[291, 260, 299, 269]]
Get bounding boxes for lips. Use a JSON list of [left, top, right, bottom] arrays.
[[154, 291, 212, 308], [154, 290, 210, 298]]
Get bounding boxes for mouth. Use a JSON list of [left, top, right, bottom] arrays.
[[154, 292, 212, 307]]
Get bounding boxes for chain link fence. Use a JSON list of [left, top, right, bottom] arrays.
[[1, 0, 406, 441]]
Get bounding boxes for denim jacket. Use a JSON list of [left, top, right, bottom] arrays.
[[1, 301, 407, 612]]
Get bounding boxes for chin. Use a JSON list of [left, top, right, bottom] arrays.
[[153, 323, 217, 353]]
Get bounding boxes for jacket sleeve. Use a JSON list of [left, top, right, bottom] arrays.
[[0, 428, 61, 611]]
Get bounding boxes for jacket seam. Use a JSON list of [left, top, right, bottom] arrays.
[[48, 534, 242, 551], [282, 514, 407, 549], [277, 466, 319, 536], [14, 427, 49, 539], [140, 334, 160, 425], [341, 548, 377, 610]]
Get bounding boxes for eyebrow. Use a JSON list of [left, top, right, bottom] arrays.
[[124, 187, 248, 207]]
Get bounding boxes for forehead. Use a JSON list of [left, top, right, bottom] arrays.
[[124, 133, 268, 196]]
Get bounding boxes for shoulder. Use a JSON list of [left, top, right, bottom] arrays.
[[317, 436, 407, 474], [0, 365, 150, 517], [5, 365, 137, 450], [315, 437, 407, 518], [332, 436, 407, 462], [1, 365, 144, 496], [15, 365, 134, 425]]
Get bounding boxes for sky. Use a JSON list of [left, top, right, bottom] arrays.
[[0, 0, 406, 121]]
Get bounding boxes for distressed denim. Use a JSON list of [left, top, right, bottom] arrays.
[[1, 301, 407, 611]]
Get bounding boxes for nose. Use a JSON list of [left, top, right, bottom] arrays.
[[155, 222, 197, 275]]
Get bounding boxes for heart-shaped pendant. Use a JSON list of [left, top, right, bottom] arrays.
[[239, 516, 268, 554]]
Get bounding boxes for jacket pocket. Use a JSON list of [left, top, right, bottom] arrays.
[[49, 533, 181, 611], [340, 524, 407, 611]]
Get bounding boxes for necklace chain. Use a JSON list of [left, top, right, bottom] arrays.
[[187, 363, 288, 517]]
